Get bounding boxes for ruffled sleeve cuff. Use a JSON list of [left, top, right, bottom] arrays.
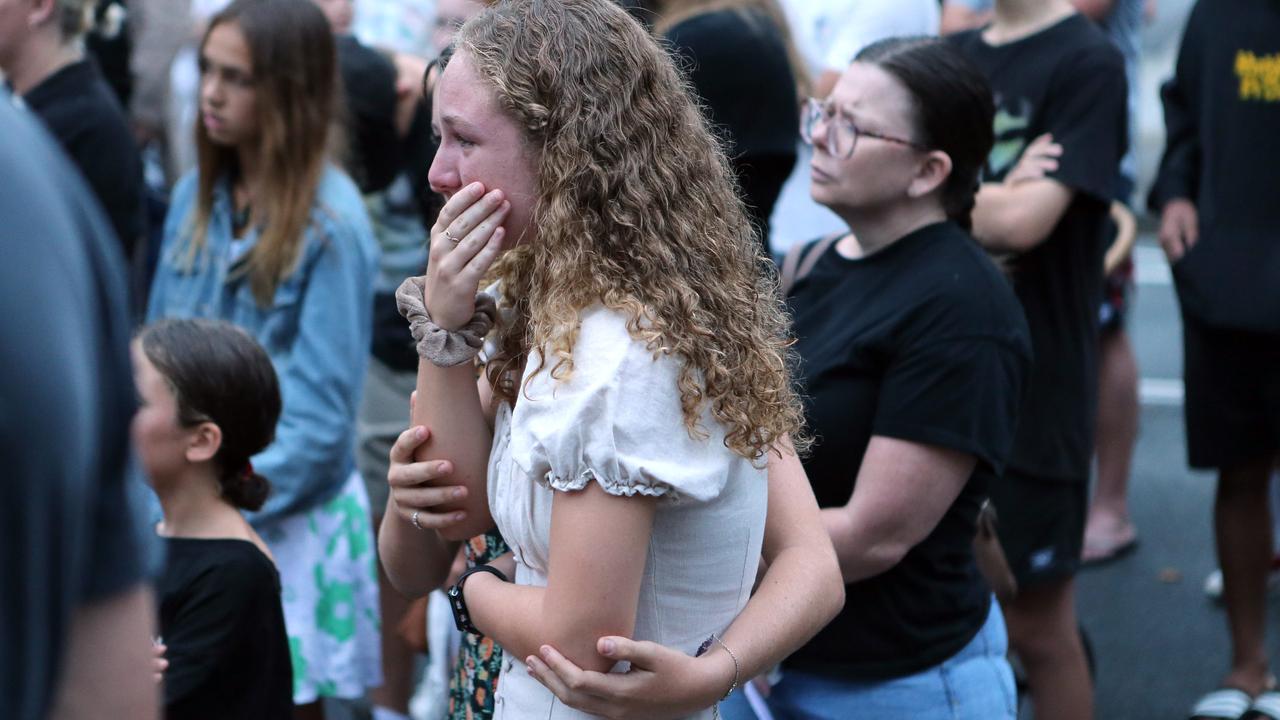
[[508, 306, 738, 505], [538, 468, 676, 499]]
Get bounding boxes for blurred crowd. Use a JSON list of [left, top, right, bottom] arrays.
[[2, 1, 1278, 720]]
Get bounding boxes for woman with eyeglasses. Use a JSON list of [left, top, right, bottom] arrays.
[[520, 36, 1033, 720], [761, 36, 1031, 718]]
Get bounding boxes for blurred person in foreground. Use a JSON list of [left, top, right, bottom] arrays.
[[0, 92, 157, 720]]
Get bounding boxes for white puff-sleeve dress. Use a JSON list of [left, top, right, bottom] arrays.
[[486, 305, 768, 719]]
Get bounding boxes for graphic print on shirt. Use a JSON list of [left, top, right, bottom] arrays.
[[987, 96, 1034, 178], [1236, 50, 1280, 102]]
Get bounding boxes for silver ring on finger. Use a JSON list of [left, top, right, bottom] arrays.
[[443, 229, 460, 245], [411, 510, 423, 530]]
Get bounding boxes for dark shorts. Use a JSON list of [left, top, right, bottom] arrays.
[[1099, 256, 1134, 334], [988, 473, 1087, 588], [1183, 314, 1280, 470]]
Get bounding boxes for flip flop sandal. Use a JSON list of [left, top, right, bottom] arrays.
[[1191, 688, 1253, 720], [1082, 533, 1139, 566], [1243, 691, 1280, 720]]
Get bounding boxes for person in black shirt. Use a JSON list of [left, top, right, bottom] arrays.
[[655, 0, 804, 254], [950, 3, 1126, 719], [1148, 3, 1280, 717], [84, 0, 132, 106], [0, 0, 146, 260], [755, 36, 1030, 718], [134, 318, 293, 720]]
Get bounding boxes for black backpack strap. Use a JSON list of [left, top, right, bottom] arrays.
[[780, 233, 843, 296]]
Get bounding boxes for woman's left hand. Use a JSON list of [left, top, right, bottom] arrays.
[[524, 636, 730, 720], [423, 183, 510, 330], [1004, 133, 1062, 185]]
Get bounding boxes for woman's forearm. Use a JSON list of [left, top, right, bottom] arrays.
[[714, 446, 844, 680], [822, 437, 976, 584], [410, 361, 494, 540], [718, 542, 844, 681], [463, 572, 549, 665], [379, 361, 493, 596], [466, 482, 654, 674], [377, 500, 460, 597], [820, 507, 904, 583]]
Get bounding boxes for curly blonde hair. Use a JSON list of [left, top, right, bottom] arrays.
[[448, 0, 805, 461]]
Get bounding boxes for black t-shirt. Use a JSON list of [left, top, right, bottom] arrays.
[[84, 0, 133, 107], [664, 8, 798, 245], [159, 538, 293, 720], [22, 59, 146, 259], [0, 96, 153, 720], [950, 15, 1127, 482], [337, 35, 400, 195], [1148, 0, 1280, 333], [785, 222, 1031, 680]]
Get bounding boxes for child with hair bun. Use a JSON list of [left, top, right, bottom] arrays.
[[133, 318, 293, 719]]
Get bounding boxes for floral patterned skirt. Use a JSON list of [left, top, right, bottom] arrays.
[[448, 530, 511, 719], [259, 470, 383, 705]]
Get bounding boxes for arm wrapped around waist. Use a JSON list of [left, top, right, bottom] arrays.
[[395, 275, 498, 367]]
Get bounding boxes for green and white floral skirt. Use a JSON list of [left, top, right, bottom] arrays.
[[259, 470, 383, 705]]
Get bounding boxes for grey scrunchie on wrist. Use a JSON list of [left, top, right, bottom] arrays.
[[395, 275, 498, 367]]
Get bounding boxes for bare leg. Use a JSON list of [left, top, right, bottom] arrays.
[[293, 700, 325, 720], [1214, 457, 1275, 697], [1083, 328, 1140, 561], [370, 511, 418, 715], [1004, 577, 1093, 720]]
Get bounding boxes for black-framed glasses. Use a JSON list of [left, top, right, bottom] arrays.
[[800, 97, 928, 160]]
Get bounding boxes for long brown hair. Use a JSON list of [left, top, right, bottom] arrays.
[[453, 0, 807, 461], [187, 0, 339, 305], [653, 0, 809, 98]]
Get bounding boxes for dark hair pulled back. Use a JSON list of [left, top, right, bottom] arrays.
[[140, 319, 283, 511], [855, 37, 994, 231]]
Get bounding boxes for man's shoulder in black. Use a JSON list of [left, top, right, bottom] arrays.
[[23, 59, 145, 255]]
